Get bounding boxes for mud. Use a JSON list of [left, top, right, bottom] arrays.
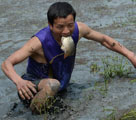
[[0, 0, 136, 120]]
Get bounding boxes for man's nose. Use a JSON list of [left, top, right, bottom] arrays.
[[62, 27, 70, 35]]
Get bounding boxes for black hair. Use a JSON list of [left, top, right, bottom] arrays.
[[47, 2, 76, 26]]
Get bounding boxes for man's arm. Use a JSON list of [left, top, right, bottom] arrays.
[[1, 37, 41, 100], [77, 22, 136, 67]]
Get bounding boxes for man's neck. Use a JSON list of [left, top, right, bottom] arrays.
[[52, 32, 62, 46]]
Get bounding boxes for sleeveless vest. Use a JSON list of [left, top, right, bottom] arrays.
[[27, 22, 79, 91]]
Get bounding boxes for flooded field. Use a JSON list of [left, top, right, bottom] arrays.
[[0, 0, 136, 119]]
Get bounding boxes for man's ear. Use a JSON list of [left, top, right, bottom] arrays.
[[48, 22, 53, 30]]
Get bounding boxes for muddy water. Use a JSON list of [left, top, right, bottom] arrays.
[[0, 0, 136, 119]]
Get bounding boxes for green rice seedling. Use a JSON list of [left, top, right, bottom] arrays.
[[90, 63, 100, 73], [120, 109, 136, 120], [131, 0, 136, 2], [130, 79, 136, 83], [94, 81, 107, 96], [98, 55, 132, 91], [31, 95, 59, 119], [102, 108, 116, 120], [90, 55, 133, 95], [101, 55, 132, 79]]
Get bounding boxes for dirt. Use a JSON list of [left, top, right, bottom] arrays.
[[0, 0, 136, 120]]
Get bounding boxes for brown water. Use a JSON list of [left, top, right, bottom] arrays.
[[0, 0, 136, 119]]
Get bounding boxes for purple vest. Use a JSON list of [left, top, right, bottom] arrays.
[[27, 22, 79, 91]]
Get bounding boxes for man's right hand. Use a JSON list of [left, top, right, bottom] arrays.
[[16, 79, 37, 100]]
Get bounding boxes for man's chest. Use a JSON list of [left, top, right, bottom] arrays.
[[31, 47, 47, 64]]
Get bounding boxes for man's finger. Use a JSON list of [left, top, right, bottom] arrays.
[[28, 81, 36, 87], [18, 90, 25, 100], [21, 88, 31, 100], [24, 86, 34, 98], [27, 85, 37, 94]]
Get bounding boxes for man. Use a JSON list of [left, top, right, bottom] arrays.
[[1, 2, 136, 113]]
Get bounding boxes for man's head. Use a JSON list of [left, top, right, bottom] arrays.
[[47, 2, 76, 26], [47, 2, 76, 39]]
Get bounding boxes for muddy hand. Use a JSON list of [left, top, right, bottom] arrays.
[[30, 89, 47, 114], [17, 79, 37, 100]]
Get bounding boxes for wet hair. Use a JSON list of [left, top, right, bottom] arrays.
[[47, 2, 76, 26]]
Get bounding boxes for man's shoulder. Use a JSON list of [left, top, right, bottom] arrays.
[[76, 21, 89, 29], [76, 21, 84, 26], [76, 21, 90, 39], [25, 37, 42, 52]]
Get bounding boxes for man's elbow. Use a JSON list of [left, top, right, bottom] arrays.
[[1, 59, 10, 73], [1, 61, 6, 72]]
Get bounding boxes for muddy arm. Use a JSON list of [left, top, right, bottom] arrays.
[[77, 22, 136, 68], [1, 37, 37, 85], [1, 37, 40, 99]]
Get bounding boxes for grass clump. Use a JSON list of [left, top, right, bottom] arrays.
[[120, 109, 136, 120], [90, 63, 100, 73], [102, 108, 116, 120], [101, 56, 132, 79], [31, 95, 68, 120], [130, 79, 136, 84], [90, 55, 132, 79], [90, 55, 133, 91]]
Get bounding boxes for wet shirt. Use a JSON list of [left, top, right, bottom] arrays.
[[26, 57, 49, 79], [26, 22, 79, 91]]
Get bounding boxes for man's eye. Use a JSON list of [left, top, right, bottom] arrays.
[[57, 26, 63, 29], [68, 24, 74, 28]]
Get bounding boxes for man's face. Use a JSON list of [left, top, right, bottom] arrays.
[[49, 14, 75, 39]]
